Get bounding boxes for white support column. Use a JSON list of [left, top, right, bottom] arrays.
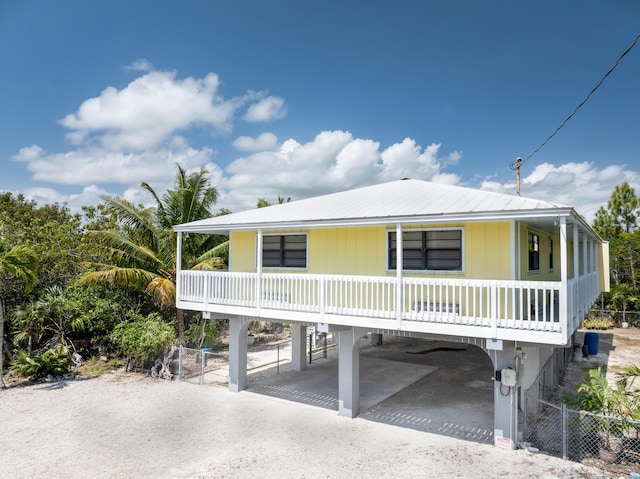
[[256, 229, 263, 314], [395, 223, 403, 327], [582, 232, 588, 314], [337, 327, 366, 418], [490, 343, 518, 450], [559, 218, 568, 337], [228, 316, 251, 392], [583, 235, 588, 276], [291, 323, 307, 371], [176, 232, 183, 308], [573, 224, 580, 328], [510, 220, 517, 280]]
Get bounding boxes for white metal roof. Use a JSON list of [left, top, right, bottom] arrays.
[[174, 179, 579, 233]]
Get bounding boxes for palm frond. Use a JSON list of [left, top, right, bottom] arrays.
[[145, 277, 176, 309], [77, 267, 157, 290]]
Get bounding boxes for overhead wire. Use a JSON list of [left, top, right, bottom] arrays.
[[510, 32, 640, 170]]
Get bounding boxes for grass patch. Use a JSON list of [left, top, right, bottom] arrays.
[[76, 357, 126, 377], [582, 316, 615, 330]]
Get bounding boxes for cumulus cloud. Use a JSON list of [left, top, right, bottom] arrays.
[[480, 161, 640, 223], [13, 64, 637, 224], [232, 132, 279, 152], [59, 70, 242, 151], [243, 96, 287, 122], [12, 142, 221, 187], [123, 59, 154, 72], [219, 130, 461, 212]]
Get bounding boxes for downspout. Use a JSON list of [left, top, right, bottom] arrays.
[[176, 231, 183, 309], [396, 223, 403, 328]]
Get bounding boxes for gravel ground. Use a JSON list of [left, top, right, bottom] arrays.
[[0, 369, 607, 479]]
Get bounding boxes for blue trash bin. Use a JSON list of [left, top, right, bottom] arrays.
[[584, 332, 599, 356]]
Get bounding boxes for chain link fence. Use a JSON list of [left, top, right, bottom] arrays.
[[161, 329, 336, 386], [523, 346, 640, 473], [524, 398, 640, 470]]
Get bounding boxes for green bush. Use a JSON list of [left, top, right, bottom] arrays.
[[13, 346, 72, 380], [110, 312, 176, 366]]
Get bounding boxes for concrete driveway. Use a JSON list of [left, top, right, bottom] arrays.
[[244, 335, 495, 444]]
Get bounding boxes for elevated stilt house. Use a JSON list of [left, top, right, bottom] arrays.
[[174, 179, 609, 448]]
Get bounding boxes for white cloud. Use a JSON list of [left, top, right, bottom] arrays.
[[59, 70, 243, 151], [219, 130, 460, 212], [243, 96, 287, 122], [232, 132, 279, 152], [480, 161, 640, 223], [12, 143, 220, 187], [123, 59, 154, 72], [13, 145, 44, 161]]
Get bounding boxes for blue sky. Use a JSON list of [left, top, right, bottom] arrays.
[[1, 1, 639, 222]]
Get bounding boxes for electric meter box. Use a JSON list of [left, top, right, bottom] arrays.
[[501, 368, 518, 387]]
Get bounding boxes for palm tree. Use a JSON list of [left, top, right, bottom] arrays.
[[0, 241, 38, 388], [78, 165, 227, 343], [12, 302, 43, 356]]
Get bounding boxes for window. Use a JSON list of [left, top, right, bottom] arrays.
[[528, 232, 540, 272], [549, 238, 554, 270], [388, 229, 462, 271], [262, 234, 307, 268]]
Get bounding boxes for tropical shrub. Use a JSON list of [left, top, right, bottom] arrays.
[[13, 345, 72, 380], [110, 312, 176, 367], [582, 315, 615, 330]]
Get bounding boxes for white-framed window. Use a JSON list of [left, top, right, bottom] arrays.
[[388, 228, 463, 271], [528, 231, 540, 272], [262, 233, 307, 268], [549, 238, 554, 271]]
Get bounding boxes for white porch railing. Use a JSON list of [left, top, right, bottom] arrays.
[[178, 271, 601, 343]]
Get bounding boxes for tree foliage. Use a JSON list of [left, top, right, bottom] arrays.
[[77, 164, 228, 344], [110, 312, 176, 366], [592, 183, 640, 322]]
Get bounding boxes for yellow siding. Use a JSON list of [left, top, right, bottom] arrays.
[[229, 230, 256, 272], [599, 242, 610, 291], [518, 224, 561, 281], [230, 222, 520, 280], [310, 227, 386, 275], [463, 222, 511, 279]]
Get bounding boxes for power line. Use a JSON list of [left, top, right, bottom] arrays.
[[510, 32, 640, 171]]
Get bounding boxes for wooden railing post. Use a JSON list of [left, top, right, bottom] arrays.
[[490, 281, 498, 338]]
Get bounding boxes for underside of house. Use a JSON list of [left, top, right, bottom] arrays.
[[174, 179, 609, 449]]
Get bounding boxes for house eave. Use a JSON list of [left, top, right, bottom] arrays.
[[174, 208, 576, 234]]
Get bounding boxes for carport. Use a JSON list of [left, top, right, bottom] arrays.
[[245, 334, 495, 444]]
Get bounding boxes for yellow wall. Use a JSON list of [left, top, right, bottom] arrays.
[[231, 222, 519, 280], [464, 222, 511, 279], [517, 223, 561, 281], [599, 242, 610, 291], [230, 230, 257, 272]]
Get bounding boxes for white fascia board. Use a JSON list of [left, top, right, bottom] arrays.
[[174, 208, 574, 234]]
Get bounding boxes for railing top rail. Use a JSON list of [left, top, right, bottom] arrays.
[[180, 269, 562, 288]]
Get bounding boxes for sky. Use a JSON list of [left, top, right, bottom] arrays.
[[1, 1, 639, 223]]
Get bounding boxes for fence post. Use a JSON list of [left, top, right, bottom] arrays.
[[178, 345, 184, 380], [522, 386, 528, 443], [562, 403, 568, 460], [199, 349, 205, 386]]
